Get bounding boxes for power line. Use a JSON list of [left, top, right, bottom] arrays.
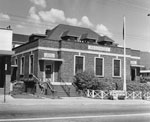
[[108, 0, 150, 11]]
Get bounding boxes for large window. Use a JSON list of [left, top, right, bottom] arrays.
[[74, 56, 84, 74], [113, 59, 121, 77], [20, 56, 25, 75], [29, 54, 34, 74], [95, 57, 104, 77]]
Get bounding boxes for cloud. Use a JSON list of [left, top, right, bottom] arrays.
[[79, 16, 93, 27], [0, 13, 10, 21], [30, 0, 46, 8], [38, 8, 93, 28], [95, 24, 113, 37], [16, 24, 25, 28], [39, 8, 65, 23], [66, 18, 78, 26], [28, 6, 41, 23], [27, 7, 113, 37]]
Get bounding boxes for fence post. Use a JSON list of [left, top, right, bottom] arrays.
[[101, 91, 104, 99], [140, 91, 142, 99], [133, 91, 135, 100], [92, 90, 95, 98]]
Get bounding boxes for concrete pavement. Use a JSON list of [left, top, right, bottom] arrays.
[[0, 95, 150, 106]]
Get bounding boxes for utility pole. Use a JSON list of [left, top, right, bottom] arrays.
[[123, 16, 127, 91]]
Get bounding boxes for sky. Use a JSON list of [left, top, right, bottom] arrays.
[[0, 0, 150, 52]]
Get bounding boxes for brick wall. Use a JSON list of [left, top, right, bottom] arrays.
[[13, 39, 141, 85]]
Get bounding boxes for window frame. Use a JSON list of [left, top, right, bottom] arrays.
[[15, 57, 18, 65], [112, 58, 121, 77], [20, 56, 25, 75], [74, 55, 85, 75], [94, 57, 104, 77]]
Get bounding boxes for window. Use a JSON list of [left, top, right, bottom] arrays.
[[29, 54, 34, 74], [74, 56, 84, 74], [15, 57, 18, 65], [113, 59, 121, 77], [95, 57, 104, 77], [20, 56, 25, 74]]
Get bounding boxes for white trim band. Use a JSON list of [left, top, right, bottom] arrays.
[[14, 46, 141, 59]]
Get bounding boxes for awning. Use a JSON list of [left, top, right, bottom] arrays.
[[39, 58, 64, 62], [131, 64, 145, 68], [11, 65, 18, 67], [140, 70, 150, 73]]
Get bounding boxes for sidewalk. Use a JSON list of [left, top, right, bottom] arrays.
[[0, 95, 150, 106]]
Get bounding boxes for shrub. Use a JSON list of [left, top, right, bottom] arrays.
[[73, 70, 95, 90], [127, 81, 150, 92], [139, 83, 150, 92], [73, 70, 150, 92], [118, 96, 125, 100], [113, 80, 123, 90], [95, 78, 116, 90], [11, 81, 25, 95]]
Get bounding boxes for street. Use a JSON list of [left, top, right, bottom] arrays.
[[0, 98, 150, 122]]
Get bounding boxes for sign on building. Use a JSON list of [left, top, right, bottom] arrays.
[[44, 53, 55, 58], [130, 60, 137, 65], [88, 45, 111, 52]]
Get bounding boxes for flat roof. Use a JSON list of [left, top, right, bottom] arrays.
[[0, 50, 14, 55]]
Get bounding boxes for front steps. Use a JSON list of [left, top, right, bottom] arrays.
[[45, 84, 80, 97]]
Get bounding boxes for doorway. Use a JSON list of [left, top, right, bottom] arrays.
[[131, 68, 136, 81], [0, 56, 5, 88], [45, 64, 53, 82]]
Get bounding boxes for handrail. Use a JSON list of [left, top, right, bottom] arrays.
[[31, 74, 56, 94], [44, 78, 56, 92], [60, 77, 70, 96], [31, 74, 42, 83]]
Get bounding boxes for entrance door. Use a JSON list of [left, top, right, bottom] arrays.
[[45, 65, 53, 82], [131, 68, 136, 81]]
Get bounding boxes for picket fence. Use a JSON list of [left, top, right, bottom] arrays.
[[86, 89, 150, 100]]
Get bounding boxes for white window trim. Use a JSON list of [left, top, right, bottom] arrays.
[[15, 57, 18, 65], [74, 55, 85, 75], [20, 56, 25, 75], [112, 58, 121, 77], [94, 57, 104, 77], [29, 54, 34, 74]]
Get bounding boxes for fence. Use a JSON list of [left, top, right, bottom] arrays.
[[86, 89, 150, 100]]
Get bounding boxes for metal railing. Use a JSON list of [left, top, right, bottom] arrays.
[[31, 74, 56, 95], [59, 77, 70, 97]]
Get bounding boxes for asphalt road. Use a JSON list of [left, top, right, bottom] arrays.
[[0, 101, 150, 122]]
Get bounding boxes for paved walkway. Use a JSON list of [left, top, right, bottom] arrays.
[[0, 95, 150, 106]]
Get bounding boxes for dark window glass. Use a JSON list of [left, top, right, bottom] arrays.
[[29, 55, 34, 74], [75, 56, 83, 74], [114, 60, 120, 76], [21, 57, 25, 74], [96, 58, 103, 76]]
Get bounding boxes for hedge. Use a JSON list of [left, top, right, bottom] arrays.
[[73, 71, 150, 91]]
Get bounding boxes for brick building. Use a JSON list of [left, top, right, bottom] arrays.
[[12, 24, 143, 96]]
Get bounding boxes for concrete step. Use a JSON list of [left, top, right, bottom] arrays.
[[46, 84, 80, 97]]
